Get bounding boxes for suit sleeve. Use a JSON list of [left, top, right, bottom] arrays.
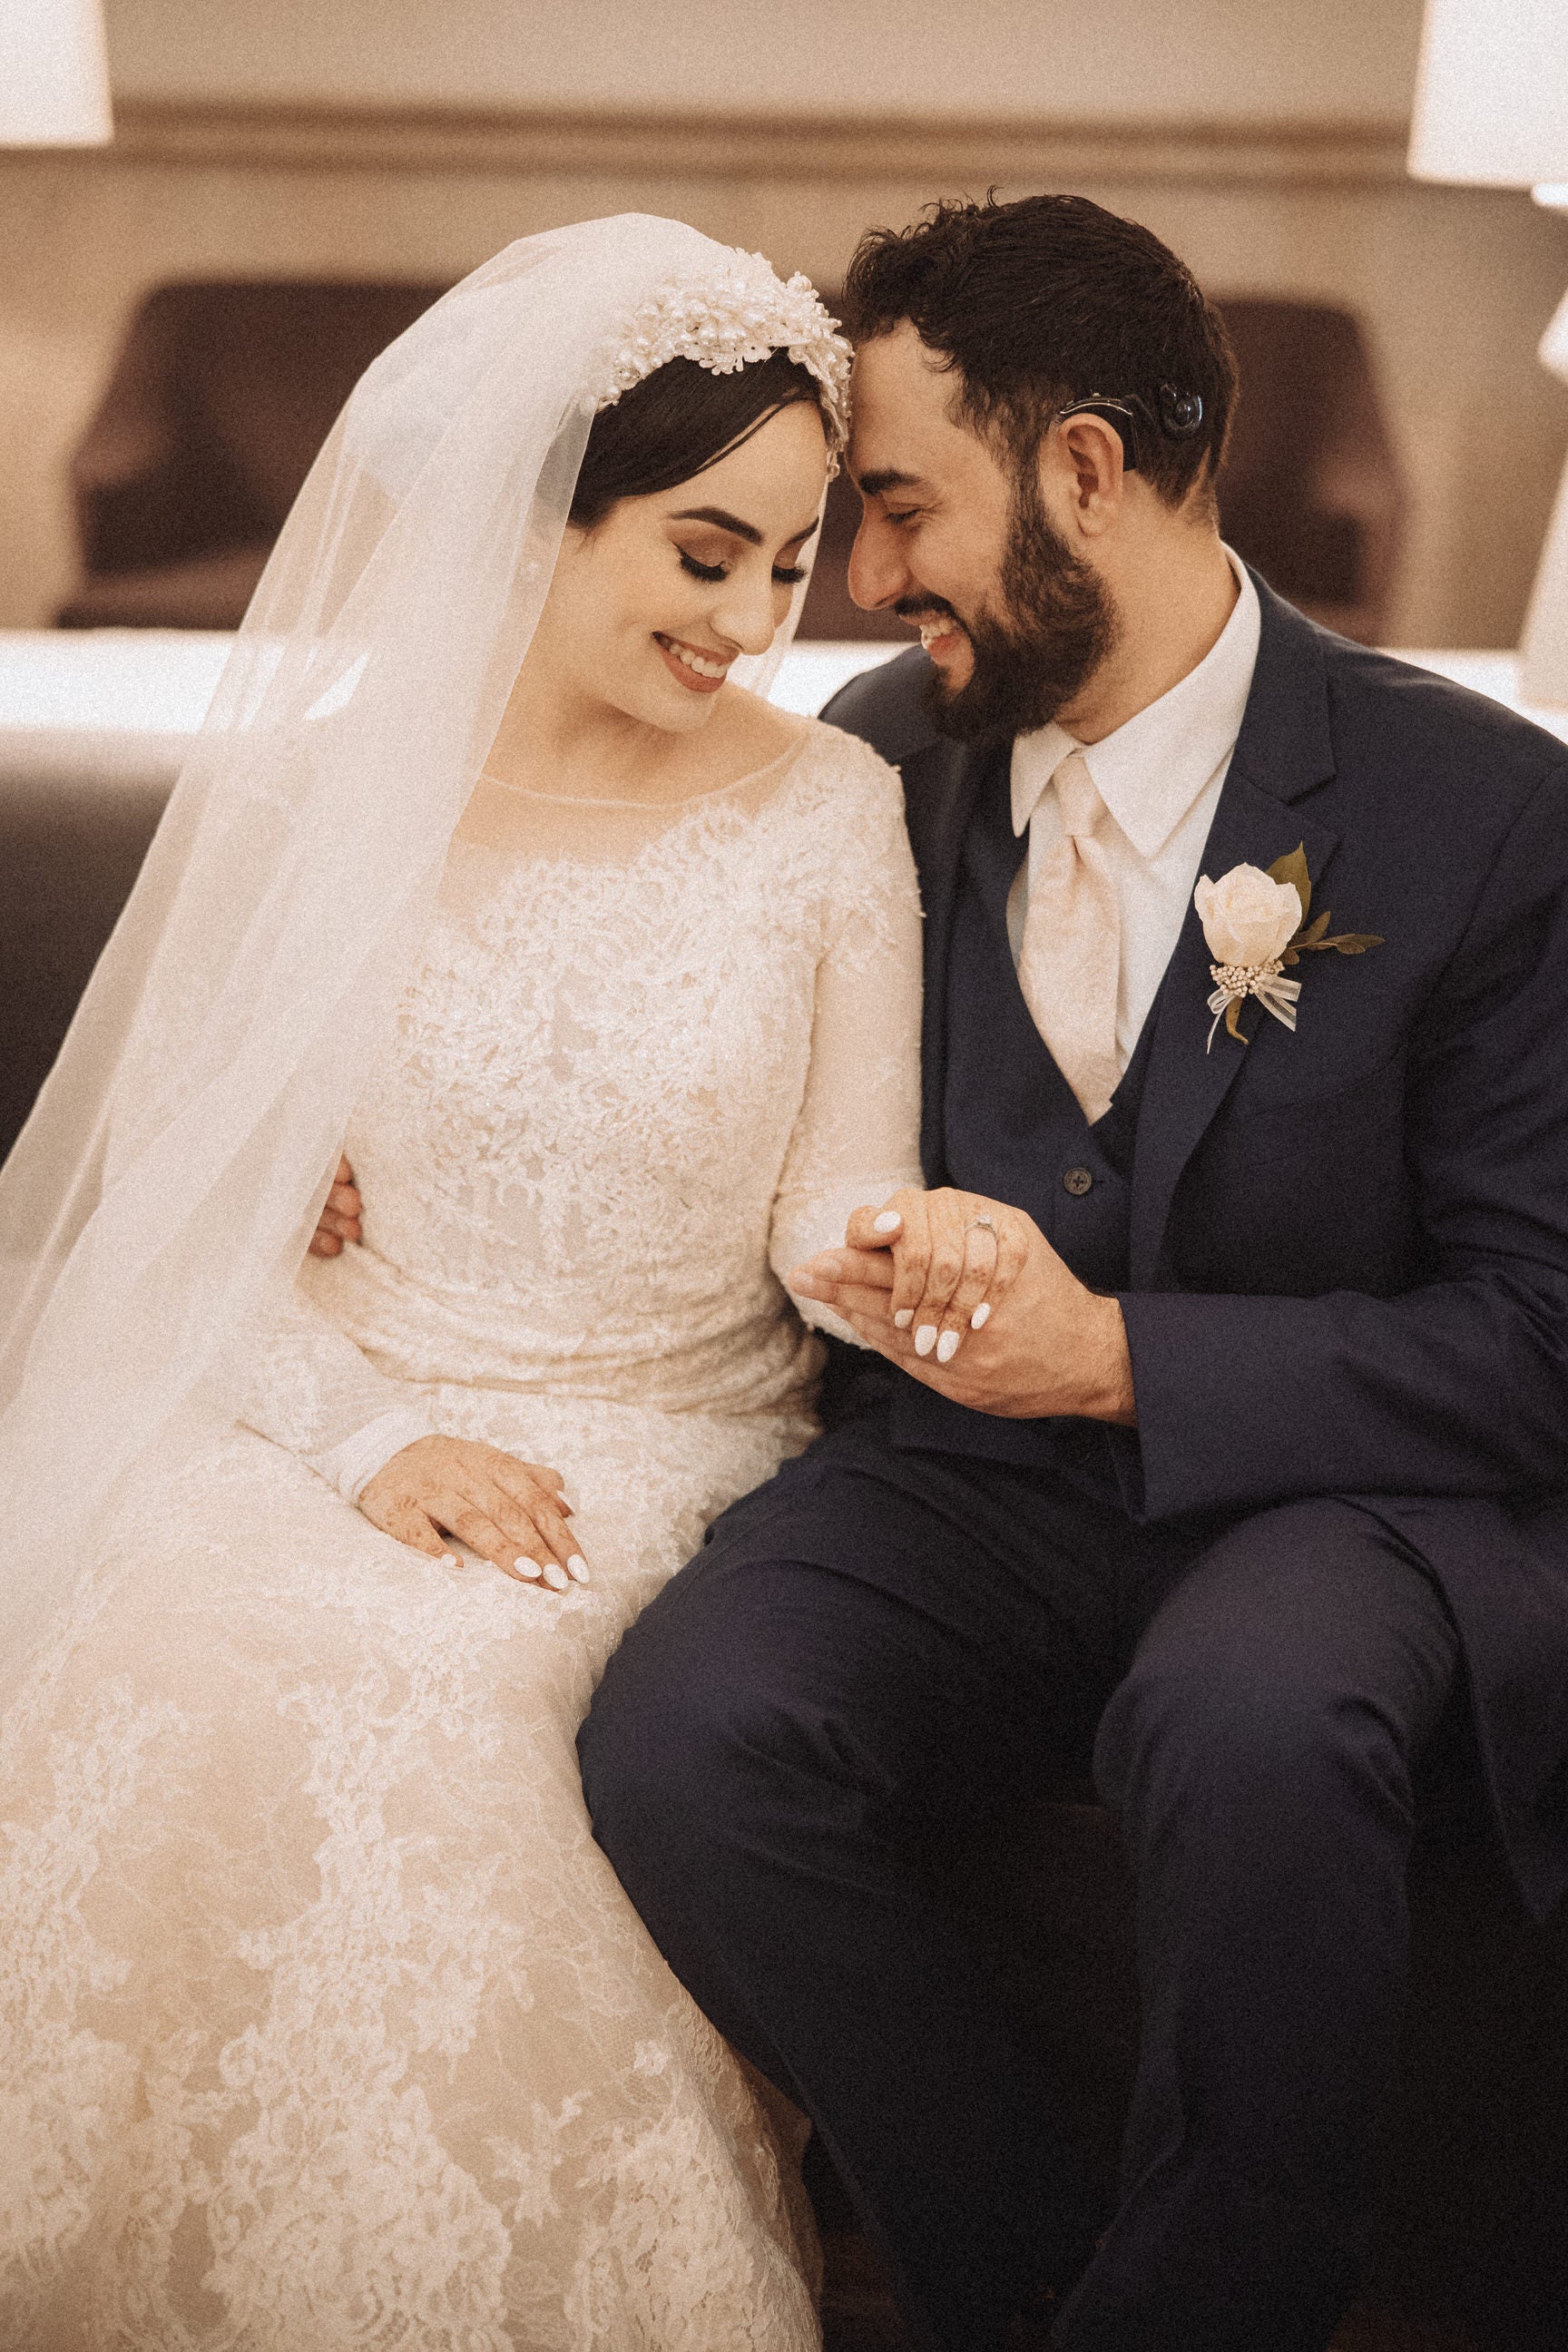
[[1119, 769, 1568, 1520]]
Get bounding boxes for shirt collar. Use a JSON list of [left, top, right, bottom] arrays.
[[1011, 548, 1260, 858]]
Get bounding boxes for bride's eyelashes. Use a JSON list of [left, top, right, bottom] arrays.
[[676, 550, 807, 588], [678, 550, 727, 583]]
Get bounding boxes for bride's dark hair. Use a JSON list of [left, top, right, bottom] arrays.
[[569, 348, 828, 529]]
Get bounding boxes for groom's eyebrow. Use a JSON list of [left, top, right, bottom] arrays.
[[855, 468, 924, 497]]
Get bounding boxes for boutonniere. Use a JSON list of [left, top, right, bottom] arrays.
[[1195, 845, 1383, 1049]]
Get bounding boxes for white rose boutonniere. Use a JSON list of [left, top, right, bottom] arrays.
[[1195, 844, 1383, 1048]]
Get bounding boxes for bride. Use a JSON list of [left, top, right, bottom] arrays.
[[0, 217, 926, 2349]]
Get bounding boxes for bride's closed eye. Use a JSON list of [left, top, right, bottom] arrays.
[[677, 550, 808, 588]]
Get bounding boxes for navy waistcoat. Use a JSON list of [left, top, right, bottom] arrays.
[[889, 758, 1156, 1488]]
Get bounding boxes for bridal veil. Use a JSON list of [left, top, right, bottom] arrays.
[[0, 215, 848, 1670]]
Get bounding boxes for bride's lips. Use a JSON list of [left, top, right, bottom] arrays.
[[655, 632, 731, 695]]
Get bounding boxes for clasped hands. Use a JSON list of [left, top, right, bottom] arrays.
[[789, 1186, 1136, 1426]]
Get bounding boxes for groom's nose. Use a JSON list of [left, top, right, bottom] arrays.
[[847, 508, 912, 612]]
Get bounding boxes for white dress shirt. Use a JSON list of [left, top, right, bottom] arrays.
[[1006, 549, 1261, 1071]]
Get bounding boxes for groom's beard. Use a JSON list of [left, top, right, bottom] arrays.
[[912, 477, 1121, 746]]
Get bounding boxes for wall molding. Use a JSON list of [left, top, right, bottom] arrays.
[[99, 97, 1413, 187]]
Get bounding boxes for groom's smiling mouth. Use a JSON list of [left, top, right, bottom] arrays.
[[895, 597, 967, 664], [654, 632, 733, 693], [917, 618, 965, 661]]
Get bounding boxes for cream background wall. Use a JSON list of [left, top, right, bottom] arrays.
[[102, 0, 1424, 123], [1, 0, 1563, 643]]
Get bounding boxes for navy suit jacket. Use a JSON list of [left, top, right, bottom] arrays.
[[822, 576, 1568, 1917]]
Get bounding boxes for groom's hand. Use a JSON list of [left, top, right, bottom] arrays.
[[791, 1189, 1136, 1425], [309, 1155, 362, 1257]]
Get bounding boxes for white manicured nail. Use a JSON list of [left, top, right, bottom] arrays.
[[971, 1301, 992, 1330], [893, 1308, 914, 1329], [514, 1555, 543, 1580], [936, 1330, 960, 1365], [873, 1210, 902, 1233], [915, 1324, 937, 1357], [543, 1561, 569, 1591], [567, 1553, 592, 1585], [439, 1551, 460, 1567]]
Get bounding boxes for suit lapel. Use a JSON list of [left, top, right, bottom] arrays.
[[902, 737, 995, 1182], [1128, 580, 1341, 1288]]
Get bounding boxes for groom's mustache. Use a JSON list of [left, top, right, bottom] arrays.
[[893, 594, 962, 626]]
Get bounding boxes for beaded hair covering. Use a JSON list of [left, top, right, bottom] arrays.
[[587, 249, 853, 461]]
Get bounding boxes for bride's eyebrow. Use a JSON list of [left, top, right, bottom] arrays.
[[671, 505, 764, 544], [671, 505, 821, 550]]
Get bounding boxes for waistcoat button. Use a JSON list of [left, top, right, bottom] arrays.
[[1063, 1165, 1094, 1197]]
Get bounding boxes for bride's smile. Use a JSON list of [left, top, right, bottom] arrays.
[[653, 633, 733, 688], [493, 394, 829, 794]]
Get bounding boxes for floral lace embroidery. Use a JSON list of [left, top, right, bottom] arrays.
[[0, 720, 920, 2348]]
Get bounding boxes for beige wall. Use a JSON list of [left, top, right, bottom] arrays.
[[103, 0, 1426, 123], [3, 0, 1564, 644]]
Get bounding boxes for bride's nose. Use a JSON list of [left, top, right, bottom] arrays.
[[710, 570, 779, 659]]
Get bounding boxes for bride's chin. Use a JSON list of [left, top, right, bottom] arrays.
[[645, 669, 724, 729]]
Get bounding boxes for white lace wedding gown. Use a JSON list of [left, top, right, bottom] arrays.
[[0, 720, 923, 2352]]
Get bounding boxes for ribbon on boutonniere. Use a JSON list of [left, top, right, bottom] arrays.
[[1195, 844, 1383, 1049]]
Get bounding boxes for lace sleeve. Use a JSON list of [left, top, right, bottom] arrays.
[[240, 1273, 435, 1503], [769, 739, 925, 1347]]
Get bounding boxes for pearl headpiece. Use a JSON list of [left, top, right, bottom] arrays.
[[587, 249, 852, 464]]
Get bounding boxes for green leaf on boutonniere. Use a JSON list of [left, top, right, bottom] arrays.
[[1269, 844, 1385, 964], [1268, 842, 1312, 926], [1279, 907, 1332, 966], [1223, 997, 1251, 1043]]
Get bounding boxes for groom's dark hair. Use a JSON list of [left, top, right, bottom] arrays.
[[843, 192, 1238, 509]]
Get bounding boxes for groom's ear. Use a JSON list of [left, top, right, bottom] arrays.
[[1045, 413, 1127, 538]]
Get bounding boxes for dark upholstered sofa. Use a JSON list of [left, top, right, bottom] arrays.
[[56, 282, 448, 631], [0, 769, 170, 1166]]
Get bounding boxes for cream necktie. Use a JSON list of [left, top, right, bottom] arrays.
[[1017, 749, 1122, 1125]]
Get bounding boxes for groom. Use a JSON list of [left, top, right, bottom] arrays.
[[575, 195, 1568, 2352]]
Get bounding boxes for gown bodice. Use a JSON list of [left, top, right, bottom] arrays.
[[246, 718, 926, 1474]]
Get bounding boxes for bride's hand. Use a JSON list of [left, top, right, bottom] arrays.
[[358, 1436, 590, 1588], [846, 1186, 1030, 1361]]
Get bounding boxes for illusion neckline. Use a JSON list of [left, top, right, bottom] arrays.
[[476, 724, 811, 813]]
